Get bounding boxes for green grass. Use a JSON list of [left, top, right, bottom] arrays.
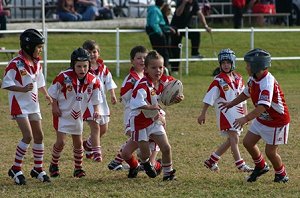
[[0, 30, 300, 197]]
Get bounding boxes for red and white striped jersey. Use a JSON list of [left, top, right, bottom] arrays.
[[1, 50, 45, 116], [243, 71, 290, 127], [85, 59, 117, 117], [120, 67, 143, 125], [48, 68, 101, 134], [203, 72, 246, 131], [130, 74, 175, 131]]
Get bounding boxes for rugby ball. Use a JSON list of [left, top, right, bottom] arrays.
[[161, 80, 183, 106]]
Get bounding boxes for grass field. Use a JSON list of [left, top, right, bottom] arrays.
[[0, 30, 300, 198]]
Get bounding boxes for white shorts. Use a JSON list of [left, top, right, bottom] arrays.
[[149, 139, 160, 152], [220, 129, 242, 137], [131, 121, 165, 142], [86, 115, 110, 125], [12, 113, 42, 121], [124, 122, 131, 134], [249, 119, 289, 145]]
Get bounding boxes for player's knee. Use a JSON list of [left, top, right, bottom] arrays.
[[160, 143, 171, 155], [22, 135, 33, 144], [265, 147, 277, 159], [55, 140, 66, 149], [33, 133, 44, 143]]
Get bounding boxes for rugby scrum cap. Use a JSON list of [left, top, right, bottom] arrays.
[[20, 29, 45, 57], [218, 48, 236, 71], [244, 48, 271, 74], [70, 47, 91, 68]]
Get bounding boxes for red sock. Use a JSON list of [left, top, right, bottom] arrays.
[[125, 156, 139, 169], [12, 141, 29, 171], [32, 143, 44, 172], [253, 153, 266, 169], [155, 160, 161, 171], [74, 148, 84, 170], [208, 152, 220, 164], [274, 164, 286, 176]]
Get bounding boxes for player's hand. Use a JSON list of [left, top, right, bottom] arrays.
[[24, 83, 34, 92], [45, 95, 53, 105], [149, 104, 161, 110], [52, 105, 62, 117], [154, 113, 166, 126], [170, 27, 176, 34], [197, 114, 206, 125], [218, 101, 232, 113], [111, 95, 117, 105], [233, 116, 248, 130], [93, 111, 101, 121], [174, 94, 184, 103], [205, 26, 212, 33]]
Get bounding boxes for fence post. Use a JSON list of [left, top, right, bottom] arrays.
[[250, 27, 254, 49], [179, 43, 183, 81], [185, 27, 189, 75], [116, 28, 120, 77], [43, 28, 48, 82]]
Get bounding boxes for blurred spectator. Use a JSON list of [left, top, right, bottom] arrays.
[[232, 0, 246, 28], [275, 0, 292, 25], [247, 0, 276, 26], [75, 0, 99, 21], [96, 0, 114, 20], [170, 0, 211, 73], [161, 3, 172, 60], [0, 0, 10, 37], [145, 0, 176, 69], [57, 0, 83, 21]]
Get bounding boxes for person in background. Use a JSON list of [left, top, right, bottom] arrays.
[[247, 0, 276, 26], [232, 0, 246, 28], [0, 0, 10, 37], [170, 0, 211, 73], [57, 0, 83, 21], [145, 0, 176, 72], [275, 0, 292, 25], [95, 0, 114, 20], [161, 3, 173, 71], [75, 0, 99, 21]]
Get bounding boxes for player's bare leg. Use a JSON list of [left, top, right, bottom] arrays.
[[30, 120, 44, 144], [243, 131, 261, 158], [265, 145, 281, 169], [138, 140, 157, 178], [243, 131, 269, 182], [72, 134, 85, 178], [150, 134, 175, 180], [100, 123, 108, 137], [87, 120, 101, 161], [16, 118, 33, 144], [215, 138, 230, 156], [122, 140, 139, 178]]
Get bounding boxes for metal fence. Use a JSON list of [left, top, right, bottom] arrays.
[[1, 27, 300, 79]]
